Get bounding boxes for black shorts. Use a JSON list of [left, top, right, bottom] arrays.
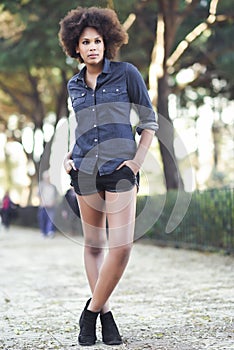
[[69, 166, 139, 196]]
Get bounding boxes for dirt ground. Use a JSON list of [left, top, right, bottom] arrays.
[[0, 226, 233, 350]]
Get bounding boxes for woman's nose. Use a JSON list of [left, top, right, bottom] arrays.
[[89, 43, 96, 50]]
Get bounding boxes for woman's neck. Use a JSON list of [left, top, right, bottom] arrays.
[[85, 61, 103, 90]]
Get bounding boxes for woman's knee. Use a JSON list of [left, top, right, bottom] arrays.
[[111, 243, 133, 264], [83, 231, 107, 253], [85, 243, 104, 257]]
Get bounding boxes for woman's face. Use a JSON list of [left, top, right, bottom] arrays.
[[76, 27, 105, 66]]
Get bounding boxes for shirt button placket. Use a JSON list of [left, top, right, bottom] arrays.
[[92, 97, 98, 160]]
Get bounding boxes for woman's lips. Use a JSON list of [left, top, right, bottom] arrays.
[[88, 54, 98, 58]]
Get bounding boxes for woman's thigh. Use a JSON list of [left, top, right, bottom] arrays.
[[105, 187, 137, 249], [78, 192, 107, 248]]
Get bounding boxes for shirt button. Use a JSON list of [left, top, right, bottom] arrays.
[[92, 108, 95, 111], [103, 89, 106, 92], [94, 139, 98, 142], [94, 124, 97, 128], [116, 88, 119, 92], [95, 154, 98, 158]]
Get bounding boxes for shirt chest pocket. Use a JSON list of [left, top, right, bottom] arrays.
[[101, 87, 129, 103], [71, 92, 87, 111]]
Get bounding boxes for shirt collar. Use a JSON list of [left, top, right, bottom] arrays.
[[76, 57, 111, 83], [102, 57, 111, 74]]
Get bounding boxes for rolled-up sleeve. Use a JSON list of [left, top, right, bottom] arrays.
[[126, 63, 159, 135]]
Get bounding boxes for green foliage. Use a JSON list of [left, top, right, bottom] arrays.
[[137, 188, 234, 253], [0, 0, 141, 70], [121, 0, 157, 75], [1, 1, 69, 69], [172, 0, 234, 98], [0, 0, 114, 70]]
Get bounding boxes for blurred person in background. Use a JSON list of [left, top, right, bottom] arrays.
[[38, 170, 58, 238], [0, 191, 12, 230]]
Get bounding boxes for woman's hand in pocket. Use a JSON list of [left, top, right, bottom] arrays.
[[116, 160, 140, 175], [63, 151, 77, 174]]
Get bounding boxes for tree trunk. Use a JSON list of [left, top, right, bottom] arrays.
[[157, 73, 183, 190], [149, 1, 184, 190]]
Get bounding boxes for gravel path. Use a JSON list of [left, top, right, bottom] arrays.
[[0, 226, 233, 350]]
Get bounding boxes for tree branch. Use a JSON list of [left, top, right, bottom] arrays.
[[27, 71, 45, 127], [149, 13, 165, 105], [55, 69, 69, 121], [0, 80, 31, 116], [166, 0, 223, 68], [122, 13, 136, 31]]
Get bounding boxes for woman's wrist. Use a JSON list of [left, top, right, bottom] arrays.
[[126, 159, 141, 175]]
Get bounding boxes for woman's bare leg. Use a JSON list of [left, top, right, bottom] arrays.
[[78, 192, 109, 313], [88, 187, 137, 312]]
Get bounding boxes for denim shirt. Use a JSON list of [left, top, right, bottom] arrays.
[[67, 58, 158, 175]]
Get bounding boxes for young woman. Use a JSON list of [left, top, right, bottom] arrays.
[[59, 6, 158, 346]]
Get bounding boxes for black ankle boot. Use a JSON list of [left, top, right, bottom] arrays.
[[79, 298, 91, 327], [78, 302, 99, 346], [100, 311, 122, 345]]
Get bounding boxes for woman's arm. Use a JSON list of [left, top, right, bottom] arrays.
[[118, 129, 155, 175]]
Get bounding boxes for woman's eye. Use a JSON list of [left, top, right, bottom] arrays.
[[81, 39, 102, 45]]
